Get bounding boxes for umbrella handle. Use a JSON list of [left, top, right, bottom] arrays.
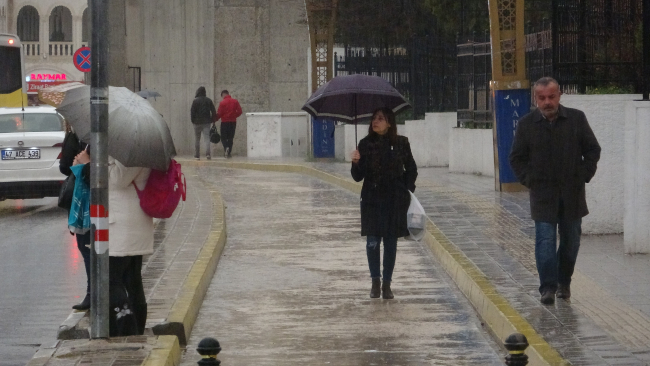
[[355, 123, 358, 147]]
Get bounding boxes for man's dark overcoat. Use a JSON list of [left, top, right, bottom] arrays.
[[509, 105, 601, 223], [351, 134, 418, 238]]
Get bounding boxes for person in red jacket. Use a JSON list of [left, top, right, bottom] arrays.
[[216, 90, 243, 158]]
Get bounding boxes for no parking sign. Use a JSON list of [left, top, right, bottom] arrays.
[[73, 47, 91, 72]]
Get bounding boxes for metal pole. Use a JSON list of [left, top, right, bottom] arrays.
[[89, 0, 110, 338], [641, 0, 650, 100]]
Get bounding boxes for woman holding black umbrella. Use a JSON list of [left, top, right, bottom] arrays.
[[350, 107, 418, 299]]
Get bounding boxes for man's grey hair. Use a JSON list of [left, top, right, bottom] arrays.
[[534, 76, 559, 88]]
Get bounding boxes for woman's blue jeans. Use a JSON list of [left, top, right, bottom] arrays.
[[366, 236, 397, 282], [534, 218, 581, 294]]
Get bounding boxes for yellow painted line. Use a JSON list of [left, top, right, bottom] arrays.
[[182, 158, 570, 366]]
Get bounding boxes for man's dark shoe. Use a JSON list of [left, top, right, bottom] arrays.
[[72, 294, 90, 311], [557, 284, 571, 299], [382, 281, 394, 300], [540, 290, 555, 305], [370, 278, 381, 298]]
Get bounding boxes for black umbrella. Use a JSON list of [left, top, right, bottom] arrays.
[[301, 74, 411, 144]]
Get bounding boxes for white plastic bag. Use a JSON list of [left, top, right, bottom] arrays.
[[407, 191, 427, 241]]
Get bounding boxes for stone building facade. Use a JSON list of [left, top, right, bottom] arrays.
[[1, 0, 311, 156]]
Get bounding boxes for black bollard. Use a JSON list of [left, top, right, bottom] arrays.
[[504, 333, 529, 366], [197, 337, 222, 366]]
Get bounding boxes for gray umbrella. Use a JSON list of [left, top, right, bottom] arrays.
[[136, 89, 162, 100], [56, 85, 176, 171]]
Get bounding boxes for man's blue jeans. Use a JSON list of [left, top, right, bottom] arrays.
[[366, 236, 397, 282], [535, 218, 582, 294]]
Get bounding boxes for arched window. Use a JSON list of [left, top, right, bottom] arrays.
[[49, 6, 72, 42], [82, 8, 90, 43], [17, 6, 39, 42]]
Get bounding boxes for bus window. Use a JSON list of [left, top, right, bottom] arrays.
[[0, 47, 22, 94]]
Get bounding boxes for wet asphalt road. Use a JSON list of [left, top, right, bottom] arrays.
[[0, 197, 87, 365]]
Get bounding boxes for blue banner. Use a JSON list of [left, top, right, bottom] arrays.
[[312, 118, 335, 158], [494, 89, 531, 184]]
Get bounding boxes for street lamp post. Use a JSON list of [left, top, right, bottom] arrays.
[[89, 0, 110, 338]]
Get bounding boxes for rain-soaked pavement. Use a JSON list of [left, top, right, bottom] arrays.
[[180, 167, 503, 365], [0, 197, 86, 365]]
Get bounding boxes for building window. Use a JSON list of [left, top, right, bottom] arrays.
[[17, 6, 39, 42], [49, 6, 72, 42], [82, 8, 90, 43]]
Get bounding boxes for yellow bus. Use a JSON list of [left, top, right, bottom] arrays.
[[0, 34, 28, 108]]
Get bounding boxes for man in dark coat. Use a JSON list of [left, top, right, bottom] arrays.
[[509, 77, 601, 305], [190, 86, 218, 160]]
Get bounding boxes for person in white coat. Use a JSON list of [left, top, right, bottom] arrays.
[[108, 156, 153, 335]]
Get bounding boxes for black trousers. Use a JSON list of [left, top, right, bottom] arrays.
[[220, 122, 236, 152], [109, 255, 147, 335]]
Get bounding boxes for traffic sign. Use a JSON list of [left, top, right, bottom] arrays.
[[73, 47, 91, 72]]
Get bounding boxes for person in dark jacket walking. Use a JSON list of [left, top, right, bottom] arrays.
[[351, 108, 418, 299], [216, 90, 242, 158], [59, 126, 91, 310], [190, 86, 218, 160], [509, 77, 601, 305]]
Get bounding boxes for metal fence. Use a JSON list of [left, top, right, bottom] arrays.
[[457, 32, 493, 128], [334, 36, 457, 120], [552, 0, 642, 94]]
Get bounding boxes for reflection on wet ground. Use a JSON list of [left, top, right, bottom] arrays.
[[0, 197, 86, 364], [181, 168, 503, 365], [311, 162, 650, 364]]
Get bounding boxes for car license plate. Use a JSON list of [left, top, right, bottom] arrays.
[[1, 149, 40, 160]]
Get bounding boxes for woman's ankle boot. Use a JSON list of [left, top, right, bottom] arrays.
[[382, 281, 394, 299], [370, 278, 381, 298], [73, 293, 90, 310]]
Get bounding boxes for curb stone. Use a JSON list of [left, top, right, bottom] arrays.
[[186, 158, 569, 366]]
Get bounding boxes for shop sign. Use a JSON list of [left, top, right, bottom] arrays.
[[30, 73, 68, 81], [27, 81, 78, 93]]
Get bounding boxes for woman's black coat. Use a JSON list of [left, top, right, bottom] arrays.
[[351, 134, 418, 238], [59, 131, 89, 185], [509, 105, 601, 223]]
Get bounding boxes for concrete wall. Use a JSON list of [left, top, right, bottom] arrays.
[[213, 0, 309, 157], [132, 0, 216, 158], [449, 128, 494, 177], [335, 124, 368, 162], [404, 112, 455, 167], [624, 101, 650, 252], [561, 95, 638, 234]]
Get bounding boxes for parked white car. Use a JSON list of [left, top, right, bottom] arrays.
[[0, 106, 66, 200]]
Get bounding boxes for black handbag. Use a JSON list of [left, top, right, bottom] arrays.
[[209, 123, 221, 144], [58, 174, 76, 210]]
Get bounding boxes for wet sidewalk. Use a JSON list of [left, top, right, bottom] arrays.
[[181, 166, 503, 365], [195, 157, 650, 365], [28, 156, 650, 365]]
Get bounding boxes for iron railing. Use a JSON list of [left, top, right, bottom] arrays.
[[552, 0, 642, 94], [457, 32, 493, 128], [334, 36, 457, 120]]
